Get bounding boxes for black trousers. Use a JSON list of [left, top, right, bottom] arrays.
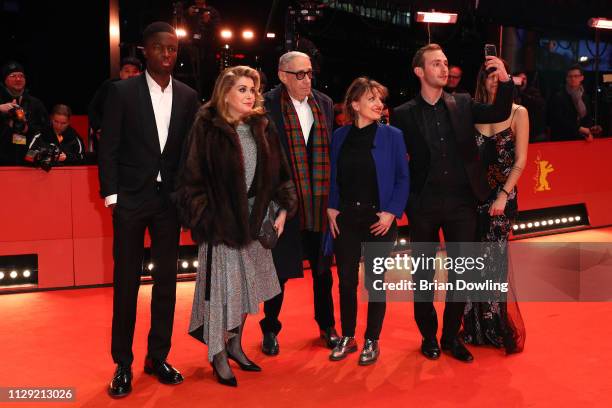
[[260, 230, 335, 335], [111, 193, 180, 366], [408, 189, 477, 344], [335, 204, 397, 340]]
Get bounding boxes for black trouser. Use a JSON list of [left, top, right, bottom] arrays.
[[408, 190, 477, 344], [111, 192, 180, 366], [335, 203, 397, 340], [260, 230, 335, 335]]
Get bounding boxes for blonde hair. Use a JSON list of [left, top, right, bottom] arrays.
[[205, 65, 265, 124], [343, 77, 388, 123]]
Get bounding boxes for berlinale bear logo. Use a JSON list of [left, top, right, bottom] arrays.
[[534, 152, 554, 192]]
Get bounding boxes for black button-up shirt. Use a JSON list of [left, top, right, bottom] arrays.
[[417, 95, 471, 194]]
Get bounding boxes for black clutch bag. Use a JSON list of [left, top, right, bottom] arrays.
[[258, 201, 280, 249]]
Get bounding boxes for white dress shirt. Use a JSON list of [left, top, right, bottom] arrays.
[[290, 95, 314, 145], [104, 71, 173, 207]]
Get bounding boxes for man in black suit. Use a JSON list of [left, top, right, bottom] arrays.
[[98, 22, 200, 398], [393, 43, 513, 362], [261, 51, 340, 356]]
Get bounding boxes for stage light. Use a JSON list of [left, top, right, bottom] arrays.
[[181, 261, 189, 269], [569, 217, 575, 222], [589, 18, 612, 30], [193, 260, 199, 268], [0, 271, 4, 280], [147, 263, 154, 271], [266, 32, 276, 39], [242, 30, 254, 40], [555, 219, 561, 224], [175, 28, 187, 38], [399, 238, 407, 245], [520, 224, 526, 229], [527, 223, 533, 228], [416, 11, 458, 24], [513, 225, 519, 230], [10, 270, 18, 279], [224, 44, 230, 49], [220, 29, 233, 39], [23, 269, 31, 278], [576, 216, 581, 221], [562, 218, 568, 223], [534, 222, 540, 227], [541, 221, 548, 226], [548, 220, 554, 225]]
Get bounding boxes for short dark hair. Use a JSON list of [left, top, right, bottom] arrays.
[[343, 77, 388, 123], [567, 64, 584, 75], [143, 21, 176, 45], [120, 57, 142, 71], [51, 104, 72, 118], [412, 43, 443, 69]]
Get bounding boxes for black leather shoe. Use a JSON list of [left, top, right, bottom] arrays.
[[329, 336, 358, 361], [227, 351, 262, 372], [108, 364, 132, 398], [261, 332, 279, 356], [144, 357, 184, 384], [420, 338, 441, 360], [358, 339, 380, 366], [441, 339, 474, 363], [320, 327, 341, 349]]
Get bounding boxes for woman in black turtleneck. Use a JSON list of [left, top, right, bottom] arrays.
[[324, 77, 409, 365]]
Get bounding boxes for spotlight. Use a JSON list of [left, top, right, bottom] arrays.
[[399, 238, 407, 245], [513, 225, 519, 230], [266, 32, 276, 39], [147, 263, 154, 271], [220, 29, 233, 39], [541, 221, 548, 226], [527, 223, 533, 228], [23, 269, 31, 278], [181, 261, 189, 269], [561, 218, 568, 223], [547, 220, 554, 225], [520, 224, 526, 229], [589, 17, 612, 30], [175, 28, 187, 38], [193, 260, 199, 268], [555, 219, 561, 224], [242, 30, 254, 40], [534, 222, 540, 227], [576, 216, 581, 221], [10, 270, 18, 279], [0, 271, 4, 280], [569, 217, 575, 222]]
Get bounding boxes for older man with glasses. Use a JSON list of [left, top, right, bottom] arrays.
[[261, 51, 340, 356]]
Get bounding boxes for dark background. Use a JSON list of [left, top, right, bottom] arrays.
[[1, 0, 610, 113]]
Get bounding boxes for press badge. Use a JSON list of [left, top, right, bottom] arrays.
[[12, 134, 26, 145]]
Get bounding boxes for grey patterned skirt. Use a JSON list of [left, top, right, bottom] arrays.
[[188, 239, 280, 361]]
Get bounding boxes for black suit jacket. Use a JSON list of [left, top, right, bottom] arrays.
[[393, 80, 514, 204], [263, 84, 334, 280], [98, 74, 200, 209], [548, 88, 593, 141]]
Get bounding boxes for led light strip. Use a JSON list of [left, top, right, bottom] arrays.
[[513, 215, 582, 231]]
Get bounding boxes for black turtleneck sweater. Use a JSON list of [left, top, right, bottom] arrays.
[[337, 122, 379, 206]]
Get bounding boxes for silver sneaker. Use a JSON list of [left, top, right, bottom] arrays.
[[358, 339, 379, 365], [329, 336, 357, 361]]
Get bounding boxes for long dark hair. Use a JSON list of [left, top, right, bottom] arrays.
[[474, 59, 510, 104]]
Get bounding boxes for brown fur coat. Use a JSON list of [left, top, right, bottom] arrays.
[[173, 106, 297, 247]]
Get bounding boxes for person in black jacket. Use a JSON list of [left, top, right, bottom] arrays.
[[88, 57, 142, 153], [548, 65, 595, 142], [260, 51, 340, 356], [0, 61, 49, 165], [98, 22, 200, 398], [393, 43, 513, 363], [37, 104, 85, 164]]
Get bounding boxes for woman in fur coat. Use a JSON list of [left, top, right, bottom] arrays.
[[173, 66, 297, 387]]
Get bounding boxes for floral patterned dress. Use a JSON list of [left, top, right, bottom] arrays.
[[461, 116, 526, 354]]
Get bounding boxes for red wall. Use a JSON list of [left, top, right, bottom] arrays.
[[1, 138, 611, 290]]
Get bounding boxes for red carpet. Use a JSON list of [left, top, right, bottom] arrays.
[[1, 228, 611, 407]]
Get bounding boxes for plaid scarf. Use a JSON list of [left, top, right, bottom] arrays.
[[281, 88, 330, 232]]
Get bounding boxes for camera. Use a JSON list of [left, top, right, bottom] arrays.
[[24, 140, 61, 172], [8, 105, 28, 134]]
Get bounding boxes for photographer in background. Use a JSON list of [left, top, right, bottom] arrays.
[[0, 61, 49, 165], [40, 104, 85, 164]]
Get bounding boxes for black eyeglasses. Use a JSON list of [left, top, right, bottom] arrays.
[[281, 70, 314, 80]]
